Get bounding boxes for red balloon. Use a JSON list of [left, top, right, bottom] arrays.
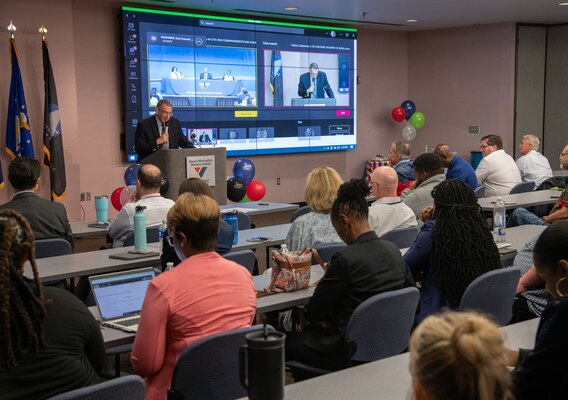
[[111, 187, 124, 211], [246, 180, 266, 201], [391, 106, 406, 123]]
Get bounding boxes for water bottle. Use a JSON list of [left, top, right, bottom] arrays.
[[280, 244, 288, 255], [159, 219, 167, 249], [134, 205, 147, 251], [165, 262, 174, 272], [493, 197, 506, 243], [224, 211, 239, 245]]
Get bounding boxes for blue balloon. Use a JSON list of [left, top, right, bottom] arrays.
[[232, 158, 255, 185], [124, 163, 142, 186], [401, 100, 416, 121]]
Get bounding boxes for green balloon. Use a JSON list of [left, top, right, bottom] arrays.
[[410, 112, 426, 129], [240, 194, 251, 203]]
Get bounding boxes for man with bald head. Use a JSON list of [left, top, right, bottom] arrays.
[[368, 166, 417, 237], [434, 144, 478, 189], [107, 164, 174, 247]]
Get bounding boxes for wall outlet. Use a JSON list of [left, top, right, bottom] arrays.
[[469, 126, 480, 134], [80, 192, 85, 201], [277, 177, 281, 185], [86, 192, 91, 201]]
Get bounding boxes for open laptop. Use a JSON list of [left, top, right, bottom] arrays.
[[89, 267, 156, 333]]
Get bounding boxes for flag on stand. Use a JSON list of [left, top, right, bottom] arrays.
[[269, 50, 283, 106], [6, 38, 34, 160], [42, 38, 66, 200]]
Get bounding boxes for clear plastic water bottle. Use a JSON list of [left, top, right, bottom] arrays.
[[165, 262, 174, 272], [224, 211, 239, 245], [159, 219, 167, 249], [280, 244, 288, 255], [134, 205, 147, 251], [493, 197, 506, 243]]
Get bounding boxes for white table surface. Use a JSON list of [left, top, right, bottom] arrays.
[[478, 189, 560, 211]]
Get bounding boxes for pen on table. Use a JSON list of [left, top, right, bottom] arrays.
[[258, 202, 269, 205]]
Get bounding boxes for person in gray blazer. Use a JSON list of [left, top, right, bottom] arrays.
[[0, 157, 73, 248], [401, 153, 446, 219]]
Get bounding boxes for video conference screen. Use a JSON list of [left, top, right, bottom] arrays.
[[122, 6, 357, 160]]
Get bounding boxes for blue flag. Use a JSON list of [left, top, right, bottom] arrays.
[[270, 50, 283, 106], [6, 38, 34, 159], [42, 39, 67, 200]]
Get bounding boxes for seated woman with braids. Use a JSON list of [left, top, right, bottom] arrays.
[[403, 179, 501, 323], [410, 311, 513, 400], [0, 210, 105, 399], [285, 179, 415, 371]]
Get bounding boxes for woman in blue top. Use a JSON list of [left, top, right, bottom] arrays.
[[403, 179, 500, 323]]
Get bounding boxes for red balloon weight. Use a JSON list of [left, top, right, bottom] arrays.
[[246, 180, 266, 201], [391, 106, 406, 123], [111, 187, 124, 211]]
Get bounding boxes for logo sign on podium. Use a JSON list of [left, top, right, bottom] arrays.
[[186, 155, 216, 186]]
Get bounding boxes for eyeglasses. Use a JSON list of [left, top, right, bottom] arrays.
[[479, 144, 489, 149], [158, 109, 173, 116], [166, 234, 175, 247]]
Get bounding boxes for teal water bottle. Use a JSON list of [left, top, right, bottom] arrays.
[[134, 205, 147, 251], [224, 211, 239, 245]]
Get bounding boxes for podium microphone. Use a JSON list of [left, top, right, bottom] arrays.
[[190, 133, 202, 148]]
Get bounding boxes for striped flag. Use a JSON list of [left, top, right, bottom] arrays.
[[269, 50, 283, 106], [6, 38, 34, 160], [42, 38, 66, 200]]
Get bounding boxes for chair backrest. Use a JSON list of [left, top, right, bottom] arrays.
[[381, 227, 418, 249], [509, 181, 535, 194], [237, 213, 252, 230], [224, 250, 256, 274], [123, 226, 160, 247], [474, 185, 485, 198], [169, 324, 274, 400], [46, 375, 145, 400], [35, 238, 72, 259], [290, 206, 312, 222], [345, 287, 420, 363], [459, 267, 521, 326], [312, 242, 347, 264]]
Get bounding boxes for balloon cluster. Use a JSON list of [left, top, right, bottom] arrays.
[[391, 100, 426, 141], [227, 158, 266, 202], [110, 164, 169, 211]]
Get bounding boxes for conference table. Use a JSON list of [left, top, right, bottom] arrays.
[[478, 189, 560, 212]]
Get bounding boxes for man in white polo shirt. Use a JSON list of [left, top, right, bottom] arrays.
[[475, 134, 521, 196], [516, 134, 553, 189]]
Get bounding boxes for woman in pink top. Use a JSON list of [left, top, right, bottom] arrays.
[[131, 192, 256, 400]]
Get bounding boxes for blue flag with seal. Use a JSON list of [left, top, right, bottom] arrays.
[[269, 50, 283, 106], [42, 38, 67, 200], [6, 38, 34, 159]]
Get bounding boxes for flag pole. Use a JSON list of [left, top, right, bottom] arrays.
[[7, 20, 16, 39]]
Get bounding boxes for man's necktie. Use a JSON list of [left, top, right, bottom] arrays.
[[311, 77, 316, 98]]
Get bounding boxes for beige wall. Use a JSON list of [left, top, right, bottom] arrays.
[[0, 0, 516, 222]]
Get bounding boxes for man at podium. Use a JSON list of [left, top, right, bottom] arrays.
[[298, 62, 334, 99], [135, 99, 194, 161]]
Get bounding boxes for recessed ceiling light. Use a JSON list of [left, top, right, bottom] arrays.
[[406, 19, 419, 23], [558, 2, 568, 5], [284, 7, 300, 11]]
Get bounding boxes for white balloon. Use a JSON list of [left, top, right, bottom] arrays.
[[402, 125, 417, 141]]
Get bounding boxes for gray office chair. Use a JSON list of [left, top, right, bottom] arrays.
[[123, 226, 160, 246], [237, 213, 252, 230], [287, 287, 420, 378], [312, 242, 347, 264], [459, 266, 521, 326], [290, 206, 312, 222], [381, 227, 418, 249], [474, 185, 485, 198], [224, 250, 256, 274], [168, 324, 275, 400], [35, 238, 72, 259], [46, 375, 145, 400], [509, 181, 535, 194]]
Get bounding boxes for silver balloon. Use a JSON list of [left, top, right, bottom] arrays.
[[402, 125, 417, 141]]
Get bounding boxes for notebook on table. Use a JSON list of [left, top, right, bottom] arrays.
[[89, 267, 156, 333]]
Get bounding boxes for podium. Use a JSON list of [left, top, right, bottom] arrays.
[[142, 148, 227, 205], [291, 98, 337, 106]]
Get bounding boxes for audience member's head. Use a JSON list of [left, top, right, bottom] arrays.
[[413, 153, 443, 185], [533, 220, 568, 299], [8, 157, 40, 191], [519, 135, 540, 156], [559, 144, 568, 170], [305, 167, 343, 214], [370, 166, 398, 199], [0, 210, 46, 370], [430, 179, 500, 308], [480, 135, 503, 157], [331, 179, 371, 244], [434, 144, 454, 167], [388, 141, 411, 166], [178, 177, 214, 198], [136, 164, 162, 196], [409, 311, 512, 400], [167, 192, 220, 258]]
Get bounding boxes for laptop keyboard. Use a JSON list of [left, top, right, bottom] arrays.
[[120, 317, 140, 326]]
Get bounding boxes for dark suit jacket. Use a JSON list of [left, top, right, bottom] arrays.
[[298, 71, 334, 99], [199, 72, 213, 80], [134, 116, 194, 162], [0, 192, 74, 248], [304, 231, 415, 354]]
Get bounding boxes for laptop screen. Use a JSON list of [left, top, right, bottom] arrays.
[[89, 267, 155, 320]]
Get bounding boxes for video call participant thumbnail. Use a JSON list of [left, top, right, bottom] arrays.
[[298, 62, 334, 99]]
